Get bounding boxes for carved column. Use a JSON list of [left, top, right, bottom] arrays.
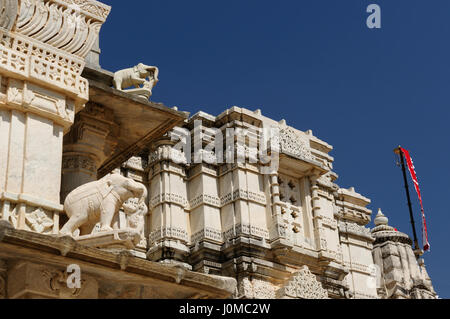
[[310, 175, 327, 255], [0, 0, 111, 234], [61, 102, 118, 201], [147, 141, 191, 267]]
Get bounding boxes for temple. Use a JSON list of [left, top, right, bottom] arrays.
[[0, 0, 437, 299]]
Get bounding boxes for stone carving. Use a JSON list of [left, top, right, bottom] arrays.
[[62, 155, 97, 174], [14, 0, 110, 58], [123, 198, 148, 247], [113, 63, 159, 99], [238, 277, 276, 299], [42, 269, 85, 298], [279, 126, 315, 162], [0, 0, 19, 31], [277, 266, 329, 299], [339, 221, 373, 240], [25, 207, 54, 234], [60, 174, 148, 236]]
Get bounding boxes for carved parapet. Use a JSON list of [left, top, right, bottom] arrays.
[[1, 192, 62, 235]]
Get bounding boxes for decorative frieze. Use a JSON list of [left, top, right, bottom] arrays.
[[150, 227, 189, 244], [220, 189, 267, 206], [62, 155, 96, 174], [150, 193, 189, 210], [343, 261, 373, 275], [1, 34, 88, 102], [223, 223, 270, 241], [339, 221, 373, 241], [191, 227, 223, 244], [190, 194, 221, 210], [279, 126, 315, 162], [0, 197, 61, 235]]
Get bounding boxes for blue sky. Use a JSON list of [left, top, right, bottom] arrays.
[[99, 0, 450, 298]]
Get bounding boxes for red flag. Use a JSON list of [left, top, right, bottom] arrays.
[[400, 148, 430, 252]]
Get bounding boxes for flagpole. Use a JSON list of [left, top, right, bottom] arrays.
[[395, 146, 420, 252]]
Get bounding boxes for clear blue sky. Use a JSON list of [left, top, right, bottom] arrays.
[[99, 0, 450, 298]]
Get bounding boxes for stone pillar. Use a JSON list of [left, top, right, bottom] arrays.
[[310, 175, 327, 254], [147, 142, 191, 267], [61, 102, 117, 201], [0, 0, 111, 234]]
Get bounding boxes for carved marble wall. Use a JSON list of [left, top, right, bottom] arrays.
[[118, 107, 424, 299], [0, 0, 111, 234]]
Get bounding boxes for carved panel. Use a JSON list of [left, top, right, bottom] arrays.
[[25, 207, 54, 234], [279, 126, 314, 161], [277, 266, 329, 299], [238, 277, 276, 299]]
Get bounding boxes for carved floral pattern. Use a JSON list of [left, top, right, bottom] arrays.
[[277, 266, 329, 299], [26, 208, 54, 233], [279, 127, 315, 161]]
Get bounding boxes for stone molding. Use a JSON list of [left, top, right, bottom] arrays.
[[148, 189, 267, 211], [62, 154, 97, 174], [339, 221, 374, 241], [150, 226, 190, 244], [149, 192, 189, 210], [1, 33, 88, 102], [223, 223, 270, 241], [343, 261, 373, 275], [191, 227, 223, 244]]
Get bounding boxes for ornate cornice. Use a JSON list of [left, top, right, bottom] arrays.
[[14, 0, 111, 58]]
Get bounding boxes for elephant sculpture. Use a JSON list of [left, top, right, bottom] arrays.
[[113, 63, 159, 91], [60, 174, 148, 237]]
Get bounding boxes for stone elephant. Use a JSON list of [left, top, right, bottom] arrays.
[[60, 174, 148, 237], [113, 63, 159, 91]]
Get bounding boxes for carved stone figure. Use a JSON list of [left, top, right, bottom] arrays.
[[123, 199, 148, 248], [60, 174, 148, 237], [113, 63, 159, 91], [124, 200, 148, 235]]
